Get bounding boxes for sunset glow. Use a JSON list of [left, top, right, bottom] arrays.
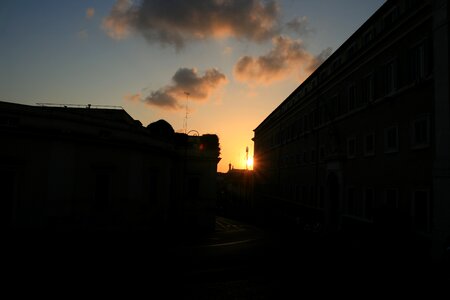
[[246, 157, 254, 170], [0, 0, 385, 173]]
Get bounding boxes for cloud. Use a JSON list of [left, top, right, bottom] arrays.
[[126, 68, 227, 110], [307, 47, 333, 72], [286, 16, 315, 37], [234, 35, 333, 84], [86, 7, 95, 19], [102, 0, 279, 50], [102, 0, 135, 40], [233, 35, 309, 84], [124, 93, 141, 103]]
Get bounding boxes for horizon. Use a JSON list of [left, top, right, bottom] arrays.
[[0, 0, 385, 172]]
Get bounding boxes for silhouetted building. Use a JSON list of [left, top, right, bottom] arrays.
[[0, 101, 220, 232], [253, 0, 449, 260], [217, 166, 254, 221]]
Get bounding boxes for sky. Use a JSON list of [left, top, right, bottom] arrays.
[[0, 0, 385, 172]]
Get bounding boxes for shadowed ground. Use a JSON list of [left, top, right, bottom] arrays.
[[3, 216, 449, 298]]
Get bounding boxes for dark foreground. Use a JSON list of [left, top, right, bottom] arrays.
[[4, 217, 449, 298]]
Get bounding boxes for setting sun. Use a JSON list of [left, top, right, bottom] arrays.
[[246, 157, 254, 170]]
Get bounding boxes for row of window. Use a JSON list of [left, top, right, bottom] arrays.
[[281, 184, 324, 210], [281, 182, 430, 232], [259, 39, 431, 153], [347, 116, 430, 159], [344, 187, 430, 232], [278, 115, 430, 168]]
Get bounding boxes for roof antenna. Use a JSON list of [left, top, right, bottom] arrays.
[[183, 92, 190, 134], [246, 146, 249, 170]]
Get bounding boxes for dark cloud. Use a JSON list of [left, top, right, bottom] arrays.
[[125, 68, 227, 110], [234, 35, 312, 84], [103, 0, 280, 49], [307, 47, 333, 72], [86, 7, 95, 19], [234, 36, 332, 84], [286, 16, 315, 37]]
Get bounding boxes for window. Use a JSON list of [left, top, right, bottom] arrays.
[[412, 190, 430, 232], [318, 186, 324, 209], [311, 149, 317, 163], [361, 74, 374, 104], [412, 116, 430, 148], [347, 187, 361, 217], [348, 84, 356, 111], [385, 188, 399, 209], [302, 186, 308, 205], [384, 60, 397, 95], [363, 29, 374, 46], [410, 43, 426, 82], [298, 117, 303, 136], [347, 137, 357, 158], [329, 95, 339, 119], [384, 126, 399, 153], [318, 106, 324, 125], [320, 146, 325, 161], [364, 188, 374, 220], [383, 7, 399, 29], [364, 133, 375, 156]]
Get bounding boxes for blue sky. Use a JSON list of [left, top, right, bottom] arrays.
[[0, 0, 385, 172]]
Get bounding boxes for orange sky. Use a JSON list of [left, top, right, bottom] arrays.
[[0, 0, 385, 173]]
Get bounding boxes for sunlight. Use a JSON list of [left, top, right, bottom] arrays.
[[246, 157, 254, 170]]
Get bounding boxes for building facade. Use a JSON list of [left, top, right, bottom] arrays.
[[253, 0, 449, 259], [0, 101, 220, 233]]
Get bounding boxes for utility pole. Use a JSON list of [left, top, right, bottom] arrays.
[[183, 92, 190, 134]]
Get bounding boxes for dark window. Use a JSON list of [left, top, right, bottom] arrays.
[[412, 117, 430, 147], [410, 43, 426, 82], [330, 96, 338, 119], [311, 149, 317, 163], [364, 188, 374, 220], [363, 30, 374, 46], [348, 85, 356, 111], [385, 126, 399, 153], [320, 146, 325, 161], [362, 75, 374, 103], [383, 7, 399, 29], [385, 189, 399, 209], [347, 187, 358, 216], [384, 60, 396, 95], [302, 186, 308, 205], [347, 137, 357, 158], [318, 186, 324, 209], [364, 133, 375, 156]]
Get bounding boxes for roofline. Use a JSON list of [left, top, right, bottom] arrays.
[[254, 0, 393, 133]]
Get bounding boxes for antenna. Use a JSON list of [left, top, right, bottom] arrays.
[[246, 146, 249, 170], [183, 92, 190, 134]]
